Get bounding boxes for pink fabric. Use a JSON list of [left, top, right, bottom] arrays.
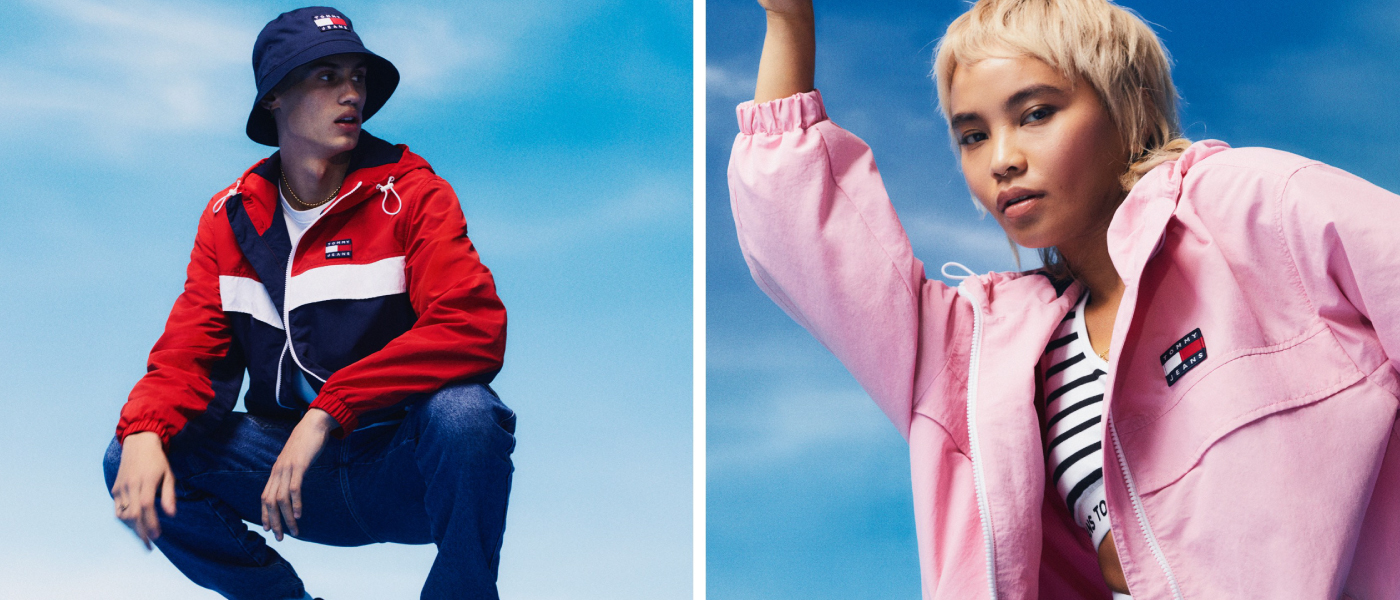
[[729, 90, 1400, 599]]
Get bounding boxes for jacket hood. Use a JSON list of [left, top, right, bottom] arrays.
[[1107, 140, 1231, 284], [215, 130, 433, 234]]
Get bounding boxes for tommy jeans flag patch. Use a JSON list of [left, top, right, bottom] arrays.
[[1161, 328, 1207, 386], [313, 14, 350, 31], [325, 239, 352, 259]]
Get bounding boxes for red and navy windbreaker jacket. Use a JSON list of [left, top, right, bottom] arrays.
[[117, 132, 507, 444]]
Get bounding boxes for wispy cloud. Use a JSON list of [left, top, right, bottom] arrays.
[[0, 0, 252, 143], [709, 384, 895, 469], [472, 173, 690, 257], [706, 64, 756, 102], [0, 0, 595, 151]]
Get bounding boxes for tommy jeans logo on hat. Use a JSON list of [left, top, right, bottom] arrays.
[[1160, 328, 1207, 386], [326, 239, 353, 259], [313, 14, 350, 32]]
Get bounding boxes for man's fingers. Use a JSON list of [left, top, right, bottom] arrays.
[[141, 496, 162, 542], [160, 471, 177, 517], [264, 468, 286, 541], [279, 493, 298, 538], [278, 465, 299, 537]]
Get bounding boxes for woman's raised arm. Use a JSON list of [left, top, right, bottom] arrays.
[[754, 0, 815, 104]]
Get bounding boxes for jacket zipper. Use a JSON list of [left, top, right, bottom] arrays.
[[283, 222, 328, 386], [957, 284, 998, 600], [1108, 414, 1183, 598], [274, 196, 336, 410]]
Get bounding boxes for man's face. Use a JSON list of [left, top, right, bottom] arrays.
[[264, 53, 368, 156]]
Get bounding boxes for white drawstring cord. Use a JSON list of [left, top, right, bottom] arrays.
[[941, 261, 977, 280], [318, 180, 363, 217], [377, 176, 401, 215], [212, 179, 241, 214]]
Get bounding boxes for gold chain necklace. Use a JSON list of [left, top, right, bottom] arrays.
[[281, 169, 342, 209]]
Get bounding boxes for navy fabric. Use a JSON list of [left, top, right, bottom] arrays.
[[224, 132, 428, 424], [291, 295, 417, 377], [226, 197, 289, 312], [247, 7, 399, 146], [103, 383, 516, 600]]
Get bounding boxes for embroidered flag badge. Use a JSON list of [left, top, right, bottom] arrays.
[[325, 239, 352, 259], [1160, 328, 1207, 386], [313, 14, 350, 31]]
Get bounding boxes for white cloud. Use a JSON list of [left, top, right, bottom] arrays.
[[0, 0, 592, 151], [706, 64, 756, 102], [709, 384, 895, 469], [357, 1, 566, 103], [0, 0, 251, 154], [904, 209, 1021, 267], [471, 173, 689, 257]]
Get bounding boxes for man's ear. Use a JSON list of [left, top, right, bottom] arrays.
[[259, 92, 279, 112]]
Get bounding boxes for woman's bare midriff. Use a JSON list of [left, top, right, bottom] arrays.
[[1099, 530, 1129, 594]]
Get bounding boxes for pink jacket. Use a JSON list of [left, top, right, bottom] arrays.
[[728, 90, 1400, 600]]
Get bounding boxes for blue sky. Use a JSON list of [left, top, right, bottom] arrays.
[[0, 1, 690, 598], [707, 0, 1400, 598]]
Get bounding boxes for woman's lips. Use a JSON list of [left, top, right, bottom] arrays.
[[1002, 193, 1043, 220]]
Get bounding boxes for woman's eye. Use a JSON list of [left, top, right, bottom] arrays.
[[1024, 107, 1055, 124], [959, 131, 987, 146]]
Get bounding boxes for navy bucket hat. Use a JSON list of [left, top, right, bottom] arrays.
[[247, 7, 399, 146]]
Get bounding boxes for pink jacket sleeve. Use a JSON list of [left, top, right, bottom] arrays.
[[1280, 163, 1400, 379], [727, 90, 968, 439]]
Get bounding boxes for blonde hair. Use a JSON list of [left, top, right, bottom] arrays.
[[932, 0, 1190, 275]]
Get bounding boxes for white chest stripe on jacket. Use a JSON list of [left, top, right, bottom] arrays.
[[219, 275, 284, 330], [957, 283, 998, 600], [284, 256, 408, 312]]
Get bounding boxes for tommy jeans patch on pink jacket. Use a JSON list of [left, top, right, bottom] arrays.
[[728, 90, 1400, 600]]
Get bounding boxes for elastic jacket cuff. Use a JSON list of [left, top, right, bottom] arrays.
[[310, 394, 358, 437], [736, 89, 828, 135], [118, 418, 178, 447]]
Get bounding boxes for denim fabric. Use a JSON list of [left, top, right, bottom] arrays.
[[104, 383, 515, 600]]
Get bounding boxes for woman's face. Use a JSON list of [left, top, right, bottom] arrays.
[[947, 56, 1127, 252]]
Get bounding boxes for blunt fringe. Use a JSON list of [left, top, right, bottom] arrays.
[[932, 0, 1190, 277]]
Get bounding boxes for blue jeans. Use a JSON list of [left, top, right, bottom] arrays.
[[103, 383, 515, 600]]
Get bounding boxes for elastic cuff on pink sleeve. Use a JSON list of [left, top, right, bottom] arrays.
[[736, 89, 828, 135], [310, 394, 358, 437]]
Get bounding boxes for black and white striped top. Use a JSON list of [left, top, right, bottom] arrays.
[[1040, 291, 1114, 551]]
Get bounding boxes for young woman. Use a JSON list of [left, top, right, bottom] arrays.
[[728, 0, 1400, 598]]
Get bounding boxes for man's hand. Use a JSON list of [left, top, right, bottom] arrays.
[[262, 408, 338, 541], [111, 431, 177, 550]]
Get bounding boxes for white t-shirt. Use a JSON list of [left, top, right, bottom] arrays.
[[280, 190, 320, 251], [280, 190, 322, 405], [1039, 291, 1113, 550]]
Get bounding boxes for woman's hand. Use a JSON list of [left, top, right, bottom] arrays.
[[111, 431, 177, 550], [757, 0, 812, 16], [754, 0, 815, 104], [261, 408, 337, 541]]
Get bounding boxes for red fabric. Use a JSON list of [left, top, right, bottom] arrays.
[[116, 146, 505, 443]]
